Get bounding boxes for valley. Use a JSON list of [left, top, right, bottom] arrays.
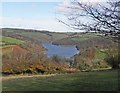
[[1, 1, 120, 92], [1, 28, 119, 92]]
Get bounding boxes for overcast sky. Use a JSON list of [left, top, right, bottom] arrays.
[[1, 0, 106, 32]]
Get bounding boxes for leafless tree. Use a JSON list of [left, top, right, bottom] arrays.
[[57, 0, 120, 39]]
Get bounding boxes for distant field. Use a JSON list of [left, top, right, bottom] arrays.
[[1, 36, 24, 45], [71, 33, 99, 42], [2, 28, 69, 43], [71, 37, 90, 42], [2, 70, 119, 91], [0, 36, 25, 56], [20, 32, 51, 42], [20, 31, 68, 42], [0, 36, 24, 48]]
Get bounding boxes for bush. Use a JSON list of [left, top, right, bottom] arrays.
[[2, 53, 71, 75], [105, 56, 119, 69], [105, 47, 120, 69]]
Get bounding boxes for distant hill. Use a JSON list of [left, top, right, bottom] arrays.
[[2, 28, 69, 43]]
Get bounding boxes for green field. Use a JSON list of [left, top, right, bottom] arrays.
[[71, 37, 90, 42], [1, 36, 24, 44], [0, 36, 24, 48], [2, 70, 119, 91], [20, 32, 51, 42], [71, 33, 99, 42], [20, 31, 68, 42]]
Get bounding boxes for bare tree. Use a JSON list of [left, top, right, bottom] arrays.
[[57, 0, 120, 39], [56, 0, 120, 69]]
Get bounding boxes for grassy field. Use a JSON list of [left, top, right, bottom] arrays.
[[1, 36, 24, 44], [2, 70, 119, 91], [20, 32, 51, 42], [20, 31, 68, 42], [71, 33, 99, 42], [2, 28, 68, 43], [0, 36, 24, 48], [0, 36, 25, 56], [71, 37, 90, 42]]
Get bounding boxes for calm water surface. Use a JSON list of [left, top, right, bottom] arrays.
[[43, 43, 79, 58]]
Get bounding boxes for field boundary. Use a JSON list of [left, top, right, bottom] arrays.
[[2, 74, 56, 80]]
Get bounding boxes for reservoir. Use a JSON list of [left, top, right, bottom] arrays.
[[43, 43, 79, 58]]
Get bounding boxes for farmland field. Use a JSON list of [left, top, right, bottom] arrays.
[[71, 33, 99, 42], [2, 70, 119, 91], [1, 36, 24, 44], [0, 36, 26, 56], [20, 31, 68, 42], [0, 36, 24, 48]]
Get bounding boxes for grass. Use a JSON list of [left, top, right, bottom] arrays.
[[95, 49, 108, 60], [71, 33, 99, 42], [0, 36, 24, 48], [0, 45, 16, 48], [20, 32, 52, 43], [2, 70, 119, 91], [20, 32, 68, 42], [1, 36, 24, 44], [71, 37, 89, 42]]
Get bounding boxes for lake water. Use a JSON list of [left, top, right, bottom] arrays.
[[43, 43, 79, 58]]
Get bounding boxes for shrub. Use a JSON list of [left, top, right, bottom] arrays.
[[2, 52, 71, 75], [105, 47, 120, 69]]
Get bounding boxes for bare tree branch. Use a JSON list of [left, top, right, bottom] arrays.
[[58, 0, 120, 39]]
